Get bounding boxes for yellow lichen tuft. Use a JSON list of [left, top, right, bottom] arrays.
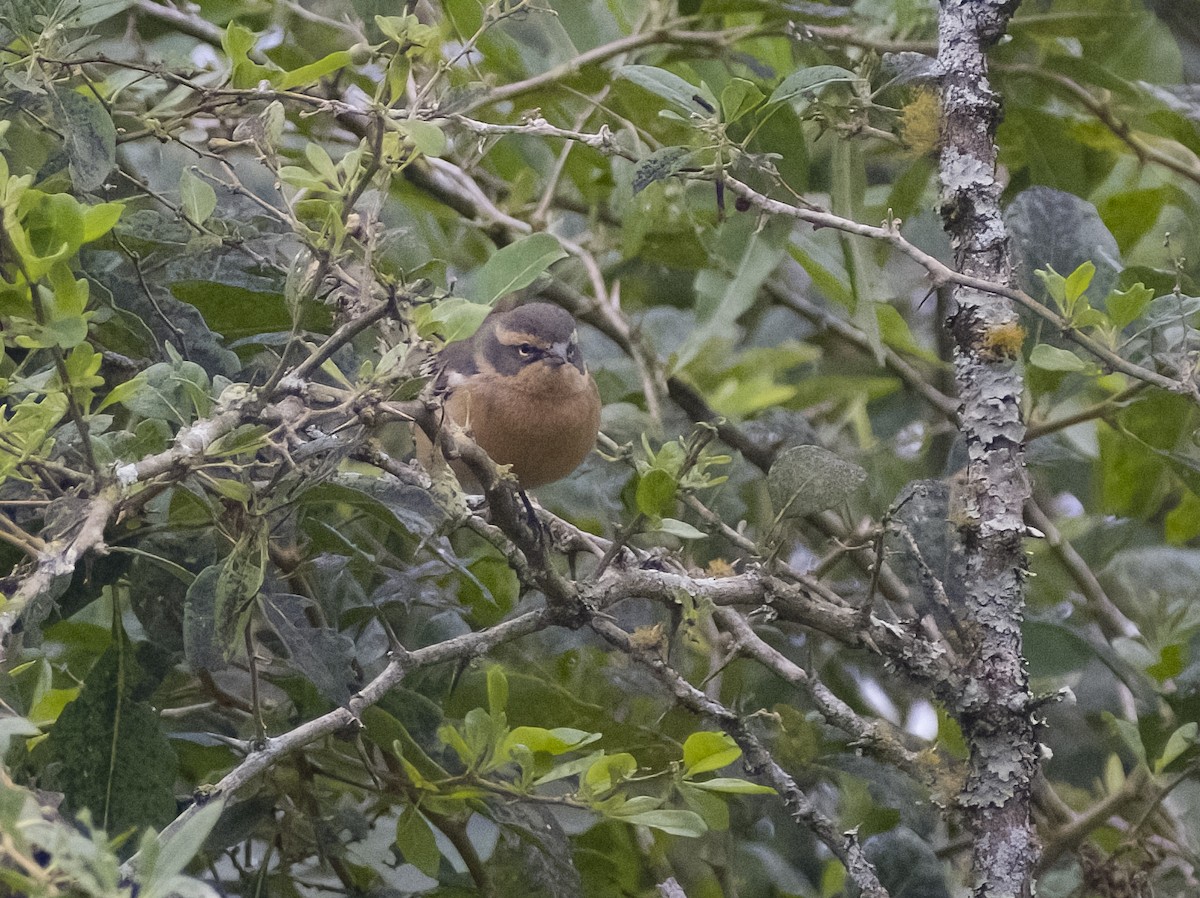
[[900, 88, 942, 156], [980, 322, 1027, 360]]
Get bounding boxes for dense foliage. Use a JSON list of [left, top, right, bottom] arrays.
[[3, 0, 1200, 896]]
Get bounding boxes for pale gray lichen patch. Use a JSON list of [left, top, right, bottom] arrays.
[[941, 146, 996, 193]]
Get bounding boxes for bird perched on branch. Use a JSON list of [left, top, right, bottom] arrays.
[[420, 301, 602, 490]]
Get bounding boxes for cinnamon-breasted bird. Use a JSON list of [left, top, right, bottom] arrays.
[[420, 302, 602, 490]]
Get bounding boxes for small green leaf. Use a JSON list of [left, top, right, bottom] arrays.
[[657, 518, 706, 540], [633, 146, 697, 193], [1072, 305, 1109, 329], [50, 87, 116, 192], [487, 665, 508, 717], [767, 445, 867, 519], [469, 233, 567, 305], [1147, 641, 1185, 683], [205, 478, 251, 503], [620, 65, 714, 115], [612, 809, 707, 837], [305, 143, 340, 184], [767, 65, 858, 108], [1106, 283, 1155, 330], [689, 776, 776, 794], [636, 468, 677, 518], [420, 297, 491, 344], [81, 202, 124, 243], [1155, 722, 1197, 773], [584, 752, 638, 794], [1102, 712, 1147, 766], [1064, 261, 1096, 304], [682, 731, 741, 776], [503, 726, 599, 756], [64, 0, 135, 27], [141, 799, 226, 898], [179, 170, 217, 225], [1034, 267, 1068, 310], [720, 78, 764, 122], [276, 50, 353, 90], [395, 806, 441, 878], [402, 120, 447, 158], [1029, 343, 1090, 372]]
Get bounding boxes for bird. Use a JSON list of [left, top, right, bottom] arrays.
[[420, 301, 602, 491]]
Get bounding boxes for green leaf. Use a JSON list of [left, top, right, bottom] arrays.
[[1064, 261, 1096, 304], [1023, 621, 1098, 678], [1034, 267, 1068, 310], [395, 806, 441, 878], [179, 170, 217, 225], [259, 593, 357, 704], [1155, 722, 1197, 773], [584, 752, 638, 794], [81, 202, 124, 243], [49, 87, 116, 192], [401, 120, 448, 158], [767, 445, 867, 519], [44, 636, 179, 834], [656, 518, 706, 540], [276, 50, 353, 90], [619, 65, 714, 115], [611, 809, 707, 837], [677, 781, 729, 831], [503, 726, 599, 756], [469, 233, 567, 305], [418, 296, 492, 344], [487, 665, 509, 717], [1029, 343, 1090, 372], [63, 0, 135, 26], [141, 799, 226, 898], [1146, 641, 1185, 683], [1106, 283, 1155, 330], [767, 65, 858, 108], [682, 731, 741, 776], [633, 146, 698, 194], [720, 78, 764, 122], [184, 522, 267, 670], [305, 143, 341, 185], [1102, 711, 1147, 766], [635, 468, 677, 518], [689, 777, 776, 794]]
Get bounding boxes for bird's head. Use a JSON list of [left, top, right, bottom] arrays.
[[480, 302, 587, 377]]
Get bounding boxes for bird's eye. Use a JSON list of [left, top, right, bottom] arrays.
[[516, 343, 537, 357]]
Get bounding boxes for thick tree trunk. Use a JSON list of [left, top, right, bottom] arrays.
[[936, 1, 1040, 896]]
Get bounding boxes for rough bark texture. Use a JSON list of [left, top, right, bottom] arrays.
[[937, 2, 1039, 897]]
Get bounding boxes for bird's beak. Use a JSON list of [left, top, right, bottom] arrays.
[[547, 341, 571, 366]]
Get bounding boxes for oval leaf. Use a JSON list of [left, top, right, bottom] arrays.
[[469, 233, 567, 306], [768, 445, 867, 518]]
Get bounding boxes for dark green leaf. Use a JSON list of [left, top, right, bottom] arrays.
[[633, 146, 698, 193], [619, 65, 713, 114], [768, 445, 867, 518], [395, 806, 441, 878], [50, 86, 116, 192], [45, 636, 178, 834], [260, 593, 357, 704], [767, 65, 858, 108]]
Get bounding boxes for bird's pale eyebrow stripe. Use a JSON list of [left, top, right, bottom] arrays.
[[496, 328, 544, 346]]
